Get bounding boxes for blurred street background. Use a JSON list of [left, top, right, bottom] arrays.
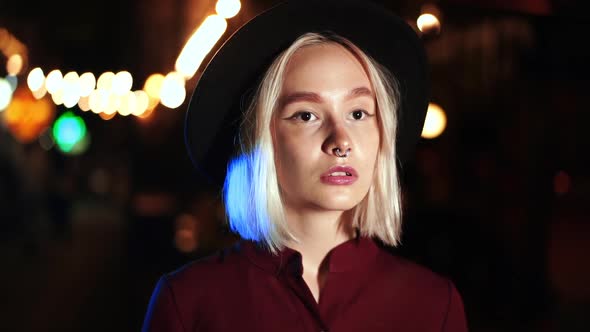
[[1, 0, 589, 331]]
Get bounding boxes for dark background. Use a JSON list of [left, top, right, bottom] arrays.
[[1, 0, 589, 331]]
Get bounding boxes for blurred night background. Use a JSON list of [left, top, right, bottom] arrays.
[[1, 0, 589, 331]]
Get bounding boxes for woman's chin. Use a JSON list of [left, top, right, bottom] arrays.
[[312, 196, 364, 212]]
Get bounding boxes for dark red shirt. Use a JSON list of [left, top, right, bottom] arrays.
[[142, 236, 468, 331]]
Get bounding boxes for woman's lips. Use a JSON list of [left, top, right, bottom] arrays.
[[320, 165, 358, 185]]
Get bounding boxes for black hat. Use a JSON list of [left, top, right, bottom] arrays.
[[185, 0, 429, 188]]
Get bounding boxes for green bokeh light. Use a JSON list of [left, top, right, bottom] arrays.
[[52, 111, 88, 154]]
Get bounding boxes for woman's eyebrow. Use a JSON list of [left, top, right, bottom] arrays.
[[346, 86, 374, 100], [280, 86, 374, 107], [280, 92, 322, 107]]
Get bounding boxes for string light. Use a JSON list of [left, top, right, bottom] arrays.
[[2, 0, 242, 130], [45, 70, 64, 94], [79, 72, 96, 97], [216, 0, 241, 19], [0, 78, 13, 111], [175, 14, 228, 79], [27, 67, 45, 92], [6, 54, 24, 75]]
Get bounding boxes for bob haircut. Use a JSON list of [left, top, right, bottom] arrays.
[[223, 32, 403, 254]]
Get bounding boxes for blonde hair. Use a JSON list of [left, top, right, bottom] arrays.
[[223, 32, 403, 254]]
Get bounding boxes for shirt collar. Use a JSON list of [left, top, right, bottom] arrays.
[[240, 233, 380, 276]]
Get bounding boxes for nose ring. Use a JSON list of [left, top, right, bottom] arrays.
[[333, 147, 351, 158]]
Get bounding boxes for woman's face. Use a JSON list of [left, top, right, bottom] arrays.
[[273, 43, 380, 213]]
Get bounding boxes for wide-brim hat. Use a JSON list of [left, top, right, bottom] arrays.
[[185, 0, 429, 188]]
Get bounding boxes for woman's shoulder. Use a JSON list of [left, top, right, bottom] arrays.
[[374, 244, 459, 299], [163, 240, 249, 288]]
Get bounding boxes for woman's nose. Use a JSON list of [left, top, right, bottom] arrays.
[[322, 121, 352, 157]]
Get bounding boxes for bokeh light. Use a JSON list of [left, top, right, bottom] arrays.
[[143, 73, 165, 109], [99, 111, 116, 121], [45, 69, 64, 94], [32, 85, 47, 99], [421, 102, 447, 139], [51, 89, 64, 105], [175, 14, 228, 79], [118, 91, 136, 116], [79, 72, 96, 97], [53, 111, 88, 153], [3, 87, 55, 143], [160, 72, 186, 109], [62, 71, 81, 108], [89, 89, 110, 114], [216, 0, 241, 19], [112, 71, 133, 96], [78, 96, 91, 111], [0, 78, 13, 111], [417, 13, 441, 34], [97, 71, 115, 91], [104, 93, 121, 115], [27, 67, 45, 92], [174, 213, 199, 253], [133, 90, 149, 116], [6, 54, 23, 75], [6, 75, 18, 92]]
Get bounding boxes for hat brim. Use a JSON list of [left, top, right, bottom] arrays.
[[185, 0, 429, 188]]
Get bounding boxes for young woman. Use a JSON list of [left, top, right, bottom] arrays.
[[143, 1, 468, 331]]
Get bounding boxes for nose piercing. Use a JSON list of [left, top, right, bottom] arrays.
[[333, 147, 351, 158]]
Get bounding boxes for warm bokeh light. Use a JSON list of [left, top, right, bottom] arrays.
[[78, 95, 91, 111], [62, 71, 81, 108], [174, 213, 199, 253], [0, 78, 13, 111], [97, 71, 115, 91], [112, 71, 133, 96], [137, 104, 156, 119], [133, 90, 149, 116], [27, 67, 45, 92], [216, 0, 241, 19], [421, 102, 447, 139], [89, 89, 110, 114], [175, 14, 228, 79], [118, 91, 136, 116], [32, 85, 47, 99], [45, 70, 64, 94], [51, 89, 64, 106], [79, 72, 96, 97], [160, 72, 186, 109], [143, 74, 165, 99], [6, 54, 23, 75], [99, 111, 116, 121], [4, 0, 244, 121], [143, 73, 165, 109], [104, 93, 121, 115], [417, 13, 441, 34], [3, 87, 55, 143]]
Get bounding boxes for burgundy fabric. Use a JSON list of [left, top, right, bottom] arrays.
[[142, 237, 468, 331]]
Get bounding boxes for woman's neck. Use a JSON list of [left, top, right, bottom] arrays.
[[284, 208, 356, 276]]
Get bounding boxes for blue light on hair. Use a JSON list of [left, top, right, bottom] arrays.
[[223, 146, 270, 242]]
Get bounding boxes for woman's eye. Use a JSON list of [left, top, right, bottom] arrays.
[[351, 110, 366, 120], [292, 111, 317, 122]]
